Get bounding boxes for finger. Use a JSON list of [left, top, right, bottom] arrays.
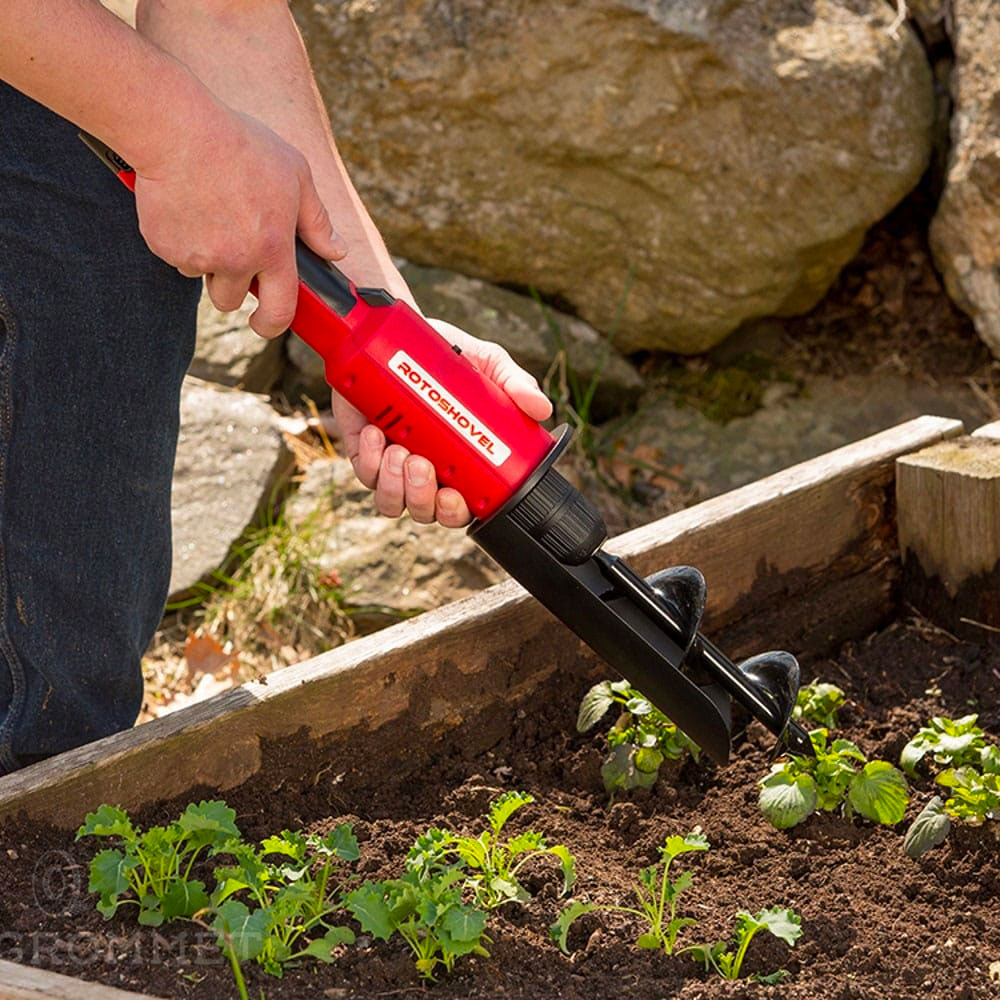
[[205, 272, 253, 314], [374, 444, 408, 518], [249, 248, 299, 338], [352, 424, 384, 489], [403, 456, 437, 524], [497, 370, 553, 421], [435, 488, 471, 528], [297, 169, 348, 261]]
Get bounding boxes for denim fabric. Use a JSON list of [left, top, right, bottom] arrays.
[[0, 83, 200, 773]]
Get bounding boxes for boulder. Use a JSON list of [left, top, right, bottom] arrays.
[[929, 0, 1000, 356], [170, 378, 292, 596], [283, 457, 505, 625], [296, 0, 934, 353]]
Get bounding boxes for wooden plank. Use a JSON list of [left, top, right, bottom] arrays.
[[0, 415, 963, 829], [897, 431, 1000, 636], [0, 960, 159, 1000]]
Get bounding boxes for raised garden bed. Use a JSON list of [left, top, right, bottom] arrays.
[[1, 415, 998, 999]]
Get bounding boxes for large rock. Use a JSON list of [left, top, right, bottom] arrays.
[[283, 457, 505, 625], [170, 378, 292, 596], [929, 0, 1000, 356], [297, 0, 934, 353]]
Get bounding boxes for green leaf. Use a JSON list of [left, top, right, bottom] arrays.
[[634, 746, 665, 775], [77, 804, 136, 841], [550, 901, 597, 954], [488, 791, 532, 835], [903, 796, 952, 858], [319, 823, 360, 861], [88, 848, 136, 899], [753, 969, 790, 984], [577, 682, 615, 732], [900, 739, 928, 777], [759, 770, 817, 829], [440, 905, 488, 947], [345, 883, 394, 940], [299, 926, 356, 962], [177, 800, 241, 848], [848, 761, 909, 825], [661, 831, 710, 861], [637, 932, 661, 949], [982, 745, 1000, 775], [548, 844, 577, 895], [161, 879, 210, 921], [212, 900, 268, 962], [749, 906, 803, 946]]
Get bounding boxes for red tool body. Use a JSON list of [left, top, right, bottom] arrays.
[[96, 142, 553, 519], [82, 132, 814, 766]]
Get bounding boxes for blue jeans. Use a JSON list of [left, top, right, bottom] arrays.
[[0, 84, 200, 773]]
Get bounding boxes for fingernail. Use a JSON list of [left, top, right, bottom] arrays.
[[362, 426, 382, 449], [406, 460, 431, 487], [330, 232, 349, 258], [439, 493, 460, 513], [388, 450, 405, 475]]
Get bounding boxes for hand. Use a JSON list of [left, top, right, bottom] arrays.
[[333, 319, 553, 527], [132, 107, 346, 338]]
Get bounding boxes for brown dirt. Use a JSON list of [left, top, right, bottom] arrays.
[[1, 612, 998, 1000]]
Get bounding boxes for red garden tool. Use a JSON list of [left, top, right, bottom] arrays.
[[82, 132, 813, 765]]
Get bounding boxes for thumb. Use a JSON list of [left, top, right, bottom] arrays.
[[297, 172, 348, 261]]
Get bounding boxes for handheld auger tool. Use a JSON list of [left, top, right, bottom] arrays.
[[81, 133, 813, 765]]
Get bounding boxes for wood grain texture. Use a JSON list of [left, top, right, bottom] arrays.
[[0, 416, 963, 831], [0, 961, 160, 1000], [897, 435, 1000, 595]]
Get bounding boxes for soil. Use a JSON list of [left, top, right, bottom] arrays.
[[1, 612, 998, 1000]]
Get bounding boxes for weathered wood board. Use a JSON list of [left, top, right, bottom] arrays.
[[0, 416, 962, 836], [0, 960, 154, 1000]]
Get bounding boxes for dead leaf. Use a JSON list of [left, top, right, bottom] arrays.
[[184, 632, 237, 679]]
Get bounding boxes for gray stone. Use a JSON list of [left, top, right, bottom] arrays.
[[283, 457, 505, 621], [296, 0, 933, 353], [190, 293, 285, 393], [403, 264, 643, 419], [929, 0, 1000, 357], [619, 373, 986, 499], [170, 378, 292, 597]]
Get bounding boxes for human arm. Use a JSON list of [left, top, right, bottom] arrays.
[[0, 0, 343, 337], [136, 0, 552, 526]]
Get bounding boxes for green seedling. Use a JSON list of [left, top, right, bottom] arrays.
[[77, 800, 241, 926], [936, 766, 1000, 826], [346, 867, 489, 981], [406, 791, 575, 909], [685, 906, 802, 982], [551, 831, 709, 955], [211, 825, 359, 977], [900, 714, 997, 777], [578, 680, 701, 795], [758, 729, 909, 829], [792, 680, 845, 730]]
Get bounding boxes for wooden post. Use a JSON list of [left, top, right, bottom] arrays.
[[896, 427, 1000, 638]]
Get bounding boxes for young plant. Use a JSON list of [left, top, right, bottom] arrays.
[[77, 800, 241, 926], [551, 831, 709, 955], [345, 866, 489, 981], [792, 680, 845, 730], [578, 680, 701, 794], [685, 906, 802, 982], [900, 714, 998, 777], [406, 791, 575, 909], [758, 729, 909, 830], [211, 825, 360, 976]]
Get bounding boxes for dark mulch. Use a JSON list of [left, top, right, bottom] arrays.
[[1, 612, 997, 1000]]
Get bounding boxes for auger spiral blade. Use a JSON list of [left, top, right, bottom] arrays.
[[469, 435, 814, 764]]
